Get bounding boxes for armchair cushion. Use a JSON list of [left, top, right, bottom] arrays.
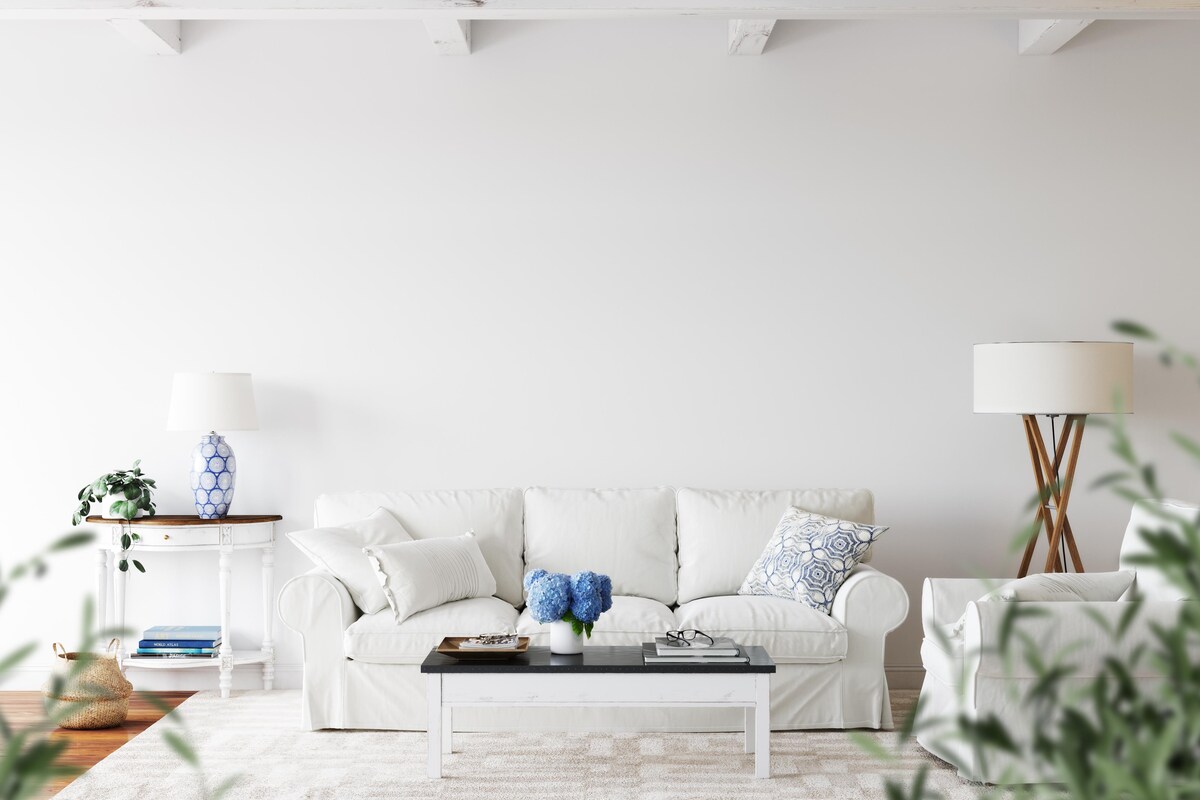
[[949, 571, 1135, 635]]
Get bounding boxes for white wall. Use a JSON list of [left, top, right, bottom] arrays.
[[2, 18, 1199, 691]]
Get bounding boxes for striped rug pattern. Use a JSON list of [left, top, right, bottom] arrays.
[[54, 689, 980, 799]]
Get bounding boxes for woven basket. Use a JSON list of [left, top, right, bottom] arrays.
[[43, 639, 133, 730]]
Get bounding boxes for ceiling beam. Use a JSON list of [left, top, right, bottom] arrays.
[[728, 19, 775, 54], [1, 0, 1198, 21], [1018, 18, 1093, 53], [423, 18, 470, 54], [107, 18, 182, 53]]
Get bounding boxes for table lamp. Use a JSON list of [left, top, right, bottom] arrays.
[[974, 342, 1133, 577], [167, 372, 258, 519]]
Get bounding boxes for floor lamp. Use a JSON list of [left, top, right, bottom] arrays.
[[974, 342, 1133, 577]]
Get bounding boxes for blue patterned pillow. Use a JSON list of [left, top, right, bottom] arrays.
[[738, 508, 888, 614]]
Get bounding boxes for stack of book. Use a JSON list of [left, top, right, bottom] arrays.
[[133, 626, 222, 659], [642, 636, 749, 664]]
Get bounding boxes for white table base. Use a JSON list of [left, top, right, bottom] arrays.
[[425, 672, 771, 779]]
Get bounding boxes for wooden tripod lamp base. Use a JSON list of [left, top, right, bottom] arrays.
[[1019, 414, 1086, 577], [974, 341, 1135, 579]]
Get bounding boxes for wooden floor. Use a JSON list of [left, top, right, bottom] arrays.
[[1, 691, 194, 798]]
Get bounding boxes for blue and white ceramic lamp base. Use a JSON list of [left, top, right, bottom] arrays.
[[190, 433, 237, 519]]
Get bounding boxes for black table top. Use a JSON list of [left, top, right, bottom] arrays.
[[420, 645, 775, 674]]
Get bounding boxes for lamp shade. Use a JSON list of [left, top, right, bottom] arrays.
[[973, 342, 1133, 415], [167, 372, 259, 431]]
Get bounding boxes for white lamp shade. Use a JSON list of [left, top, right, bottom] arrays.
[[973, 342, 1133, 414], [167, 372, 259, 431]]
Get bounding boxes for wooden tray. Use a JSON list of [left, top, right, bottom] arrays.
[[436, 636, 530, 660]]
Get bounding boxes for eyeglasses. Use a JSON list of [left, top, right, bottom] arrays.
[[664, 629, 715, 648]]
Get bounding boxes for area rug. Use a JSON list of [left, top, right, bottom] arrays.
[[54, 690, 977, 799]]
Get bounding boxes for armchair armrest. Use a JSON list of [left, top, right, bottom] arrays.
[[832, 564, 909, 636], [962, 600, 1189, 679], [921, 577, 1004, 638]]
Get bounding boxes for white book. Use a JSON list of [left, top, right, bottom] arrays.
[[654, 636, 741, 657]]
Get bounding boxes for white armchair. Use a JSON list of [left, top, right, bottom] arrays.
[[916, 499, 1195, 783]]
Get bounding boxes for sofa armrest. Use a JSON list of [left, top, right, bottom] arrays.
[[278, 567, 359, 637], [277, 568, 360, 729], [832, 564, 909, 636], [962, 600, 1188, 679], [921, 577, 998, 638]]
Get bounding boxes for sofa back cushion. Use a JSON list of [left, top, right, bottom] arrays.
[[676, 488, 876, 604], [314, 489, 524, 606], [523, 488, 678, 605]]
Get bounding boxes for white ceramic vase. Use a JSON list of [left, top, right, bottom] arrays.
[[549, 620, 585, 655]]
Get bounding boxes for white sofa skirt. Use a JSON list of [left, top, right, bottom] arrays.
[[309, 659, 893, 732], [281, 567, 903, 733]]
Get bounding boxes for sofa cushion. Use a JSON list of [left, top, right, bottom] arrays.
[[523, 488, 678, 605], [517, 595, 676, 647], [314, 489, 524, 606], [287, 507, 413, 614], [738, 508, 888, 615], [365, 533, 498, 624], [674, 595, 847, 664], [676, 488, 877, 604], [344, 597, 519, 664]]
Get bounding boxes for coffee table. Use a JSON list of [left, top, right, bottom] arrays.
[[420, 644, 776, 779]]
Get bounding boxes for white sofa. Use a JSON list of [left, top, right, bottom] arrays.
[[278, 487, 908, 732], [916, 499, 1195, 783]]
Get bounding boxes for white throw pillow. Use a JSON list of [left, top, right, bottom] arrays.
[[288, 508, 413, 614], [365, 532, 498, 625], [737, 507, 888, 614], [949, 570, 1136, 635]]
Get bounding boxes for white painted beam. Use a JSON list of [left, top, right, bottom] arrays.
[[0, 0, 1196, 21], [728, 19, 775, 55], [422, 18, 470, 55], [1018, 18, 1093, 54], [107, 18, 181, 53]]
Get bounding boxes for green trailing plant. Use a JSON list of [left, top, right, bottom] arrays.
[[71, 460, 156, 574], [861, 321, 1200, 800]]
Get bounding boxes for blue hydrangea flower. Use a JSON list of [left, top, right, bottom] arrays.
[[523, 568, 548, 592], [525, 571, 571, 623], [597, 574, 613, 613], [570, 571, 605, 623]]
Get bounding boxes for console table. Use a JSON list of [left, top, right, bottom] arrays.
[[420, 645, 775, 779], [89, 514, 282, 699]]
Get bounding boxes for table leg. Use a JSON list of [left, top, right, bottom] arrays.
[[442, 706, 452, 754], [755, 675, 771, 779], [218, 550, 233, 699], [96, 548, 109, 639], [744, 706, 755, 754], [113, 553, 127, 664], [261, 543, 275, 691], [427, 674, 442, 778]]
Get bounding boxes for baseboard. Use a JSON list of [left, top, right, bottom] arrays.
[[885, 665, 925, 690]]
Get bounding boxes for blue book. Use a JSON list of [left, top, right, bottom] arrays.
[[139, 639, 221, 649], [136, 647, 215, 655], [143, 625, 221, 642]]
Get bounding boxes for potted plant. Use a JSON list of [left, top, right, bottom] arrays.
[[71, 459, 157, 573], [523, 569, 613, 654]]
